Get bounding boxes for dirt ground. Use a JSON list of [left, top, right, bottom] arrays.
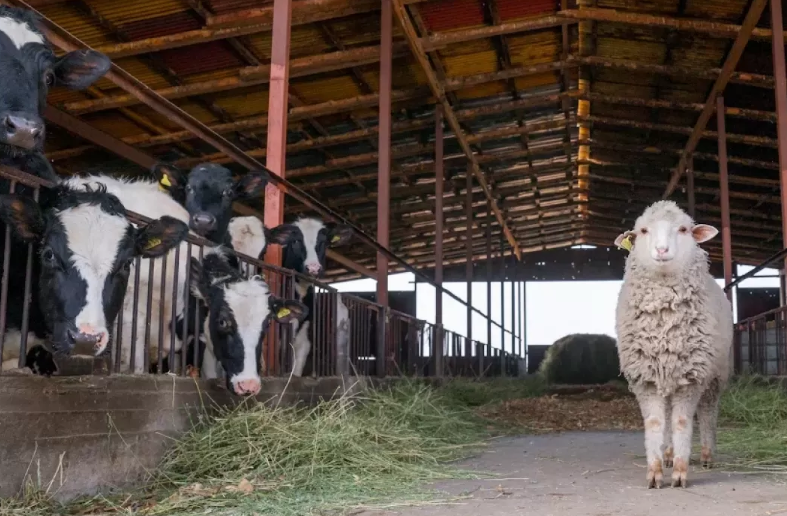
[[361, 432, 787, 516]]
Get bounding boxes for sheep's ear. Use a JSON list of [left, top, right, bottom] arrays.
[[614, 231, 636, 251], [692, 224, 718, 243]]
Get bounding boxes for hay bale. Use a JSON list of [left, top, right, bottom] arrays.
[[538, 333, 621, 385]]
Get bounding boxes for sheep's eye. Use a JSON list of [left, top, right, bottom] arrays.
[[640, 228, 648, 235], [679, 226, 688, 233]]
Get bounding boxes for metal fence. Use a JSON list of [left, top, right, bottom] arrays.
[[734, 306, 787, 376], [0, 165, 524, 379]]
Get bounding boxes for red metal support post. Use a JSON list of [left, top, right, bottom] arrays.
[[717, 96, 733, 303], [376, 0, 393, 378], [773, 0, 787, 290], [434, 106, 444, 377], [466, 167, 473, 356], [263, 0, 292, 376], [500, 234, 506, 376], [484, 201, 492, 374], [686, 156, 695, 219]]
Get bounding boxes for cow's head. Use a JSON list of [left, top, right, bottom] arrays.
[[0, 7, 110, 156], [228, 216, 300, 260], [269, 218, 353, 277], [189, 251, 307, 396], [152, 162, 269, 242], [0, 186, 187, 355]]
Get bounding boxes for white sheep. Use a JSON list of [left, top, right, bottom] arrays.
[[614, 200, 732, 489]]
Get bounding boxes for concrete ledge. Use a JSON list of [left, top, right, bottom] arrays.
[[0, 375, 362, 500]]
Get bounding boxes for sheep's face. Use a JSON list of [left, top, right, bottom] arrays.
[[614, 201, 718, 274]]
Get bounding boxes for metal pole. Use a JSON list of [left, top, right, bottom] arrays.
[[466, 167, 473, 355], [485, 201, 492, 374], [686, 157, 695, 219], [263, 0, 291, 375], [522, 281, 527, 368], [500, 234, 506, 376], [717, 96, 733, 304], [434, 106, 444, 377], [773, 0, 787, 293], [376, 0, 392, 378], [509, 256, 515, 364]]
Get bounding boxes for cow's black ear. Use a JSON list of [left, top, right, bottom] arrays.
[[0, 195, 44, 242], [266, 223, 298, 246], [151, 162, 187, 200], [234, 170, 269, 199], [134, 216, 188, 258], [324, 223, 353, 247], [269, 297, 308, 324], [53, 50, 111, 90]]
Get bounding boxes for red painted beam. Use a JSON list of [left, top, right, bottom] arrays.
[[717, 96, 733, 304], [434, 106, 444, 377], [773, 0, 787, 294]]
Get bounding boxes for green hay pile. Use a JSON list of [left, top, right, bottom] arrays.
[[538, 333, 621, 385], [28, 381, 488, 516], [717, 376, 787, 471]]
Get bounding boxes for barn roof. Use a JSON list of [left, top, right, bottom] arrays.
[[20, 0, 784, 280]]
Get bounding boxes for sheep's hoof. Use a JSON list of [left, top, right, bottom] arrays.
[[671, 458, 688, 488], [647, 460, 663, 489], [700, 447, 713, 469], [663, 447, 674, 469]]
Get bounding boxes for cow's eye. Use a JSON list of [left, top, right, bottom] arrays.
[[222, 188, 233, 197], [44, 71, 54, 86], [185, 185, 194, 194], [41, 248, 56, 265], [218, 318, 231, 331]]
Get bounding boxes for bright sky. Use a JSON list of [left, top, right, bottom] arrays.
[[331, 254, 777, 349]]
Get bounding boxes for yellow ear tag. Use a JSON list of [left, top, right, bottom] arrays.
[[159, 174, 172, 191], [276, 307, 291, 318], [331, 235, 341, 243], [619, 235, 633, 252], [144, 237, 162, 251]]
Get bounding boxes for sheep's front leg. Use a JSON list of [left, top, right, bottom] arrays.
[[634, 387, 667, 489], [670, 387, 703, 488], [697, 379, 721, 469], [663, 396, 673, 468]]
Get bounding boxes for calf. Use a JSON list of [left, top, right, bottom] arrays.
[[62, 175, 199, 373], [0, 6, 109, 188], [189, 250, 307, 395], [0, 185, 187, 371], [272, 218, 353, 377]]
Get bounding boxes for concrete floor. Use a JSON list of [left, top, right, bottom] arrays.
[[363, 432, 787, 516]]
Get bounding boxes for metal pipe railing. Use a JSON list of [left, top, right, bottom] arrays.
[[724, 247, 787, 291]]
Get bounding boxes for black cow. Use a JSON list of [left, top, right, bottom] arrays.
[[189, 250, 307, 395], [0, 185, 187, 369]]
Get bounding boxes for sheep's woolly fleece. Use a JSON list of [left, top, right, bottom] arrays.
[[615, 201, 731, 397]]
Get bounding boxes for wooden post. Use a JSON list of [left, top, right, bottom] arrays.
[[687, 157, 695, 219], [772, 0, 787, 296], [466, 168, 473, 354], [434, 107, 444, 377], [376, 0, 392, 378], [263, 0, 292, 376]]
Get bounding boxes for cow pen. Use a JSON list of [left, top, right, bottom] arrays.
[[0, 0, 786, 513]]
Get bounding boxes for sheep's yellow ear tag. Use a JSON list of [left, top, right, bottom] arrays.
[[276, 307, 291, 319], [619, 235, 633, 252], [144, 237, 162, 251], [159, 174, 172, 191], [331, 235, 341, 243]]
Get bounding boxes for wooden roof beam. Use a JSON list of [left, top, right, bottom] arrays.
[[663, 0, 769, 197], [560, 7, 784, 42], [393, 0, 521, 259]]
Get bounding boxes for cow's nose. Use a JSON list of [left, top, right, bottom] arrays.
[[233, 378, 261, 396], [2, 114, 44, 150], [306, 263, 322, 276], [190, 213, 216, 233], [69, 325, 109, 354]]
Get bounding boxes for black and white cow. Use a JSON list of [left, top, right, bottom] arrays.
[[62, 175, 200, 373], [0, 185, 187, 369], [0, 5, 110, 370], [271, 218, 353, 377], [189, 249, 307, 395], [0, 6, 110, 187]]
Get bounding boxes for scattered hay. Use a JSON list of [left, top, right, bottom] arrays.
[[479, 388, 641, 433]]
